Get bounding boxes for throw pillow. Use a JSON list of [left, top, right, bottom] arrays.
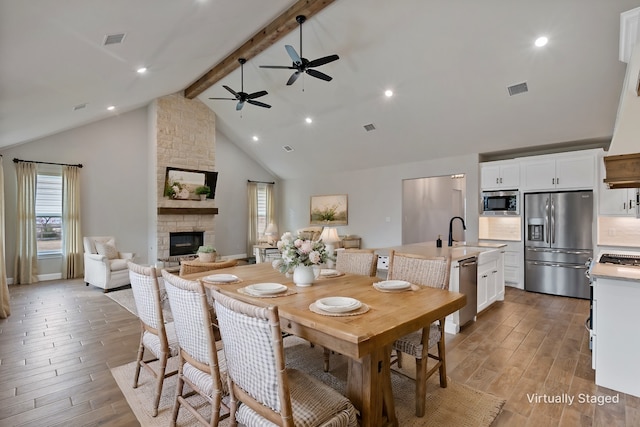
[[95, 241, 119, 259]]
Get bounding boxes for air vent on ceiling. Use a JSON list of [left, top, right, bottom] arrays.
[[363, 123, 376, 132], [507, 82, 528, 96], [73, 103, 87, 111], [282, 145, 294, 152], [103, 33, 126, 46]]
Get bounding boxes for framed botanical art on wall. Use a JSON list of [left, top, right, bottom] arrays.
[[310, 194, 348, 226]]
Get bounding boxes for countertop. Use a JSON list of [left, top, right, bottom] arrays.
[[591, 263, 640, 282], [375, 241, 506, 261]]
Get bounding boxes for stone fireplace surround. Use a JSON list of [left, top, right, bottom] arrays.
[[154, 93, 217, 261]]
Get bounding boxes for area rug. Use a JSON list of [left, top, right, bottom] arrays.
[[105, 287, 173, 322], [111, 336, 504, 427]]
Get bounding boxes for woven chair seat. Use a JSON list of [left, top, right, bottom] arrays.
[[392, 323, 440, 357], [179, 259, 238, 276]]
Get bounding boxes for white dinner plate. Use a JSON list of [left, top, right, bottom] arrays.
[[320, 269, 340, 276], [315, 297, 362, 313], [375, 280, 411, 290], [246, 283, 288, 295], [203, 274, 239, 283]]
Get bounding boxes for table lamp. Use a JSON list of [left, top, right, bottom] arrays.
[[320, 227, 340, 267], [264, 223, 278, 246]]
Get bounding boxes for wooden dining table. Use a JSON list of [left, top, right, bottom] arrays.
[[184, 262, 466, 427]]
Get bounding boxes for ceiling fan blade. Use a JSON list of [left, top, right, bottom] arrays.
[[286, 71, 301, 86], [285, 45, 301, 65], [306, 68, 332, 82], [307, 54, 340, 68], [247, 99, 272, 109], [236, 101, 245, 111], [259, 65, 295, 69], [209, 97, 236, 100], [223, 85, 239, 97], [247, 90, 268, 99]]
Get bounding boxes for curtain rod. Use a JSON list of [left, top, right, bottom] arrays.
[[13, 158, 83, 168], [247, 179, 275, 184]]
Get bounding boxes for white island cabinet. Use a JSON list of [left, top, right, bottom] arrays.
[[591, 271, 640, 398]]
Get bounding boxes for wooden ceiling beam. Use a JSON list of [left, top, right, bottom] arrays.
[[183, 0, 336, 99]]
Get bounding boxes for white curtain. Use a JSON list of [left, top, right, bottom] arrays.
[[62, 165, 83, 279], [247, 182, 258, 256], [14, 161, 38, 284], [0, 157, 10, 318], [265, 182, 275, 230]]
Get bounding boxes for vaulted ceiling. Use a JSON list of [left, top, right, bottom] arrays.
[[2, 0, 639, 179]]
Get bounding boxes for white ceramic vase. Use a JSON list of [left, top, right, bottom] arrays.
[[293, 265, 315, 287]]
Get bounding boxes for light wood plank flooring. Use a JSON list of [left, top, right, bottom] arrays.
[[1, 279, 638, 426]]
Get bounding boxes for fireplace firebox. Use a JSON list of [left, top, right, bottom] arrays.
[[170, 231, 204, 256]]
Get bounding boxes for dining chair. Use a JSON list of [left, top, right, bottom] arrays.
[[386, 250, 451, 417], [179, 258, 238, 276], [209, 287, 358, 427], [127, 262, 180, 417], [321, 248, 379, 371], [161, 270, 229, 427]]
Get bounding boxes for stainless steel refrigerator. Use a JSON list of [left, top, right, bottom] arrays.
[[524, 190, 593, 299]]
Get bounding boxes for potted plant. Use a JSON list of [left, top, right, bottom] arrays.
[[195, 185, 211, 201], [197, 245, 217, 262]]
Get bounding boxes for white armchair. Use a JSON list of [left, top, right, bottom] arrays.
[[83, 236, 135, 292]]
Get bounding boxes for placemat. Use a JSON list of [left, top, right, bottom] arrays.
[[317, 272, 345, 279], [309, 302, 370, 316]]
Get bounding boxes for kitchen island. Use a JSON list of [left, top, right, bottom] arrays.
[[590, 262, 640, 398], [375, 241, 506, 333]]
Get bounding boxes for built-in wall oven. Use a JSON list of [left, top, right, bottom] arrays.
[[481, 190, 519, 215]]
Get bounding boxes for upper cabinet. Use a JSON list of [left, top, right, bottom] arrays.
[[480, 161, 520, 190], [599, 188, 639, 216], [520, 151, 598, 192]]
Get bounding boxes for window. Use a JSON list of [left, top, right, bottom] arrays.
[[256, 183, 268, 241], [36, 172, 62, 255]]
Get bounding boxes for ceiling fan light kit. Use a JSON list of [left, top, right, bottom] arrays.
[[259, 15, 340, 86], [208, 58, 271, 111]]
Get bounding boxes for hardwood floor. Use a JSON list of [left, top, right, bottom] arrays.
[[1, 279, 638, 426]]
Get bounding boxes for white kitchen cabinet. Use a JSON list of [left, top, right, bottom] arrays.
[[481, 240, 523, 289], [520, 152, 597, 191], [481, 161, 520, 190], [599, 188, 639, 216], [476, 249, 504, 312]]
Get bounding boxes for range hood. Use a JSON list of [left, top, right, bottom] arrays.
[[603, 153, 640, 189]]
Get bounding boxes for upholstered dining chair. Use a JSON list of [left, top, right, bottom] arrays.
[[209, 287, 358, 427], [127, 262, 179, 417], [386, 250, 451, 417], [321, 248, 379, 371], [161, 270, 229, 427]]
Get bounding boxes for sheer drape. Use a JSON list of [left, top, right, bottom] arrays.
[[0, 158, 11, 318], [247, 182, 258, 256], [62, 166, 83, 279], [265, 182, 275, 230], [14, 162, 38, 284]]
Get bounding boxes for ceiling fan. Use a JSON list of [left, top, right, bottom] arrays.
[[260, 15, 339, 86], [209, 58, 271, 111]]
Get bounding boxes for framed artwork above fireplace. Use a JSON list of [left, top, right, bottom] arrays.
[[164, 167, 218, 200]]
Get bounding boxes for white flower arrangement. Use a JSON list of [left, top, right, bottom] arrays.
[[272, 231, 332, 274]]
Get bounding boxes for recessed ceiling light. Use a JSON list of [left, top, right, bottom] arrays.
[[107, 105, 115, 111], [137, 67, 147, 74], [305, 117, 313, 124], [384, 89, 393, 97], [252, 135, 259, 142], [534, 36, 548, 47]]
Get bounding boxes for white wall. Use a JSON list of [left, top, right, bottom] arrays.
[[214, 132, 278, 257], [278, 153, 480, 249]]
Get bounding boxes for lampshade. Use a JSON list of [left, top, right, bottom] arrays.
[[320, 227, 340, 244], [264, 223, 278, 236]]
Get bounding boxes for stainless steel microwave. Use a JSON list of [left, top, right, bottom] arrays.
[[482, 190, 519, 215]]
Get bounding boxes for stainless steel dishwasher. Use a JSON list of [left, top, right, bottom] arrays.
[[458, 256, 478, 327]]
